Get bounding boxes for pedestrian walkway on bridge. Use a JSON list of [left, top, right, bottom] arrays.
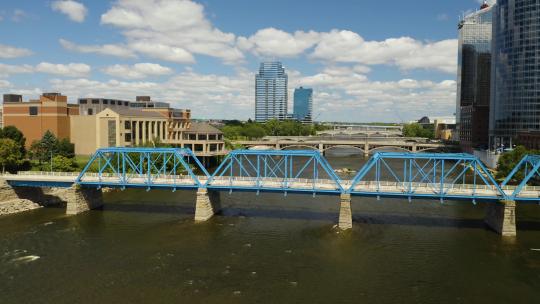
[[2, 147, 540, 236]]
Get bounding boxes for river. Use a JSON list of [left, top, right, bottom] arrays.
[[1, 154, 540, 303]]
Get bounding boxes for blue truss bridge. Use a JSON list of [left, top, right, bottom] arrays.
[[2, 147, 539, 235], [4, 147, 540, 201]]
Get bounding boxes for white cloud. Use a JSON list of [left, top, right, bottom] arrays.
[[0, 63, 34, 77], [100, 0, 243, 63], [0, 44, 33, 58], [59, 38, 137, 58], [0, 79, 12, 88], [238, 28, 320, 58], [35, 62, 91, 77], [51, 1, 87, 23], [4, 64, 455, 122], [129, 42, 194, 64], [238, 28, 457, 74], [102, 63, 173, 79], [310, 30, 457, 74]]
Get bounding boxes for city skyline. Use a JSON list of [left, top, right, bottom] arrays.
[[0, 0, 495, 122]]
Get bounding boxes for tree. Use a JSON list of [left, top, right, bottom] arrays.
[[51, 155, 78, 172], [264, 119, 280, 136], [0, 126, 26, 155], [57, 138, 75, 158], [0, 138, 23, 173], [241, 124, 266, 139], [403, 123, 434, 139], [495, 146, 539, 183]]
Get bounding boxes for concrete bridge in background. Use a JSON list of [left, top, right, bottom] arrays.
[[2, 148, 540, 237], [233, 138, 455, 156]]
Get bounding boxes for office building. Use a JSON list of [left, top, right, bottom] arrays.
[[130, 96, 171, 109], [293, 87, 313, 123], [71, 96, 223, 156], [490, 0, 540, 149], [255, 62, 288, 122], [456, 1, 493, 152], [2, 93, 79, 147], [78, 98, 130, 115]]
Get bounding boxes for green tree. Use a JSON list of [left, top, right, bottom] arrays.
[[0, 138, 23, 173], [57, 138, 75, 158], [403, 123, 434, 139], [222, 125, 243, 140], [264, 119, 281, 136], [241, 124, 266, 139], [51, 155, 78, 172], [495, 146, 538, 183], [0, 126, 26, 155]]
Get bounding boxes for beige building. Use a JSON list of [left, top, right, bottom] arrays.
[[71, 105, 226, 156], [71, 108, 168, 155]]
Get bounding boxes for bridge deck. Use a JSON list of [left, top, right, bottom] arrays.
[[3, 172, 540, 201]]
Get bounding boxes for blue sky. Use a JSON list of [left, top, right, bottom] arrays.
[[0, 0, 494, 122]]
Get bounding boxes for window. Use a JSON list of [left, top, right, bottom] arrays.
[[124, 101, 129, 106], [79, 100, 87, 104], [87, 109, 93, 115], [209, 134, 216, 140], [92, 99, 100, 104], [189, 134, 197, 140], [103, 100, 109, 105], [110, 100, 116, 105], [124, 121, 131, 129], [124, 133, 131, 142], [29, 106, 38, 115], [108, 120, 117, 147], [198, 134, 207, 140]]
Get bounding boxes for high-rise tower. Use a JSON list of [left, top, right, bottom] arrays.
[[456, 2, 493, 152], [490, 0, 540, 149], [293, 87, 313, 123], [255, 62, 288, 122]]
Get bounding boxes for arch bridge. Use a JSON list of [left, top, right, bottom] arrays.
[[234, 139, 453, 156]]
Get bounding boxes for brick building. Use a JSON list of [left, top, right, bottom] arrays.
[[2, 93, 79, 147]]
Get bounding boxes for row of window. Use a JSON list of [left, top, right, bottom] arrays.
[[79, 99, 129, 106]]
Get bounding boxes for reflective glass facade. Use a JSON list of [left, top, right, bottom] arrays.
[[255, 62, 288, 122], [456, 5, 493, 152], [490, 0, 540, 147], [293, 87, 313, 123]]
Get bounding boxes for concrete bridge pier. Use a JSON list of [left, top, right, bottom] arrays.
[[338, 193, 353, 230], [363, 143, 370, 157], [64, 185, 103, 215], [484, 200, 517, 237], [195, 188, 221, 221]]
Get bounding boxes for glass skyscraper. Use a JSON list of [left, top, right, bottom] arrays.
[[490, 0, 540, 148], [456, 2, 493, 152], [293, 87, 313, 123], [255, 62, 288, 122]]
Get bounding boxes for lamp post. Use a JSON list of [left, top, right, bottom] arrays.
[[50, 151, 53, 172]]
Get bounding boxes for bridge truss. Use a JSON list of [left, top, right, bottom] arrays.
[[347, 152, 505, 201], [76, 147, 209, 190], [206, 150, 343, 194], [501, 155, 540, 201]]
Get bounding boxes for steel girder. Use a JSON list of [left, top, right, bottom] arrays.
[[76, 147, 208, 190], [501, 155, 540, 201], [205, 149, 343, 194], [347, 152, 506, 201]]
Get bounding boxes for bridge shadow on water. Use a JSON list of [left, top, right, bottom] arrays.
[[99, 189, 540, 231], [96, 201, 540, 232]]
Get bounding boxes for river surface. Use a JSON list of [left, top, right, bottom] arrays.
[[1, 154, 540, 303]]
